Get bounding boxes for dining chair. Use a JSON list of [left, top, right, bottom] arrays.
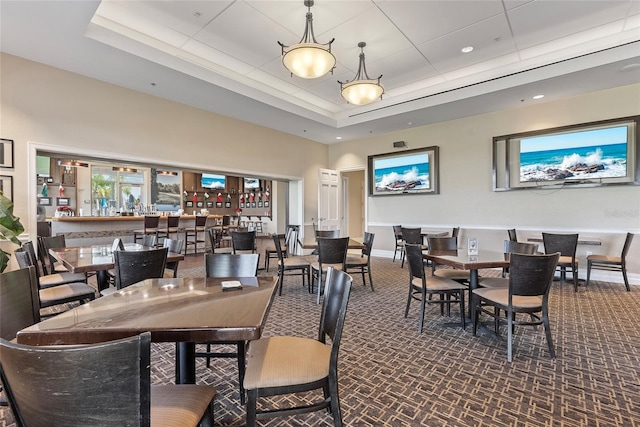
[[231, 230, 257, 254], [244, 267, 353, 427], [99, 247, 168, 297], [542, 232, 579, 291], [0, 266, 41, 407], [400, 227, 425, 268], [310, 237, 349, 304], [427, 236, 471, 284], [479, 240, 538, 287], [0, 266, 40, 341], [404, 244, 467, 333], [37, 235, 69, 274], [0, 332, 216, 427], [472, 252, 559, 362], [162, 238, 184, 278], [264, 233, 286, 272], [14, 249, 96, 313], [586, 232, 634, 291], [265, 226, 299, 271], [23, 240, 87, 287], [451, 227, 460, 238], [345, 231, 375, 291], [157, 215, 180, 246], [133, 215, 160, 245], [141, 234, 158, 248], [197, 253, 259, 404], [206, 228, 232, 254], [184, 215, 208, 255], [272, 233, 310, 295], [392, 225, 404, 263]]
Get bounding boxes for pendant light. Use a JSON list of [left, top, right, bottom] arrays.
[[278, 0, 335, 79], [339, 42, 384, 105]]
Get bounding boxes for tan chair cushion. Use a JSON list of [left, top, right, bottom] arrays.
[[310, 262, 343, 272], [244, 336, 331, 390], [588, 254, 621, 264], [345, 256, 367, 266], [151, 384, 216, 427], [282, 256, 310, 268], [40, 282, 95, 304], [478, 277, 509, 289], [557, 255, 578, 266], [39, 272, 87, 288], [473, 287, 543, 309], [411, 276, 467, 291]]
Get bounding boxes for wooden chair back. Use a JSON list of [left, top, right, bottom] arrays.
[[400, 227, 422, 245], [0, 266, 40, 340], [427, 236, 458, 252], [0, 333, 152, 427], [405, 244, 426, 282], [37, 235, 66, 275], [231, 230, 256, 254], [143, 215, 160, 229], [204, 253, 259, 277], [509, 253, 559, 297], [451, 227, 460, 238], [504, 240, 538, 255], [621, 232, 635, 260], [318, 267, 352, 347], [163, 238, 184, 277], [317, 237, 349, 267], [272, 233, 287, 262], [542, 233, 578, 258], [113, 247, 168, 289], [507, 228, 518, 242], [315, 229, 340, 239]]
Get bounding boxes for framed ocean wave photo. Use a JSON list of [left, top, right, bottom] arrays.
[[493, 116, 640, 191], [368, 146, 439, 196]]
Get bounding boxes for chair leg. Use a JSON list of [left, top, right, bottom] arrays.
[[542, 306, 556, 359], [404, 286, 413, 318], [622, 267, 631, 292], [507, 308, 514, 362], [418, 289, 426, 333], [328, 373, 343, 427], [586, 261, 592, 287], [368, 267, 374, 292], [246, 389, 257, 427], [278, 268, 285, 296], [573, 264, 579, 292], [472, 294, 479, 336], [360, 268, 366, 287], [459, 290, 465, 329], [237, 341, 246, 405]]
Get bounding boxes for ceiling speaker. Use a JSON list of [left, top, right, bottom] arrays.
[[393, 141, 406, 148]]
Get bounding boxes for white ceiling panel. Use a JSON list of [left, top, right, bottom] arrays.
[[1, 0, 638, 144]]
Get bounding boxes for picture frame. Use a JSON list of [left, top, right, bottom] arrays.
[[493, 115, 640, 191], [216, 202, 222, 208], [0, 139, 14, 169], [186, 201, 194, 208], [39, 197, 52, 206], [0, 175, 13, 200], [368, 146, 440, 196], [206, 201, 213, 208], [57, 197, 70, 206], [264, 201, 269, 208], [196, 201, 204, 208]]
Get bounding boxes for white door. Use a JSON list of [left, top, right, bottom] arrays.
[[318, 168, 340, 231]]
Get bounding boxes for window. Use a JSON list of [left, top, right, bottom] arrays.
[[92, 166, 146, 212]]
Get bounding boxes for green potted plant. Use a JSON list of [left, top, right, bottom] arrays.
[[0, 191, 25, 272]]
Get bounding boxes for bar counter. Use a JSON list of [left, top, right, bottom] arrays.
[[48, 215, 223, 247]]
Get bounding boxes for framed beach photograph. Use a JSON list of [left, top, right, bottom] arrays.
[[493, 116, 639, 190], [0, 175, 13, 200], [368, 146, 439, 196], [0, 139, 14, 169]]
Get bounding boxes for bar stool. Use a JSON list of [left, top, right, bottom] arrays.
[[157, 215, 180, 247], [133, 216, 160, 245], [184, 215, 208, 255]]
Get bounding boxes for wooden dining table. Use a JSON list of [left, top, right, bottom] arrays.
[[423, 248, 510, 321], [301, 237, 364, 250], [48, 243, 184, 292], [17, 276, 279, 387]]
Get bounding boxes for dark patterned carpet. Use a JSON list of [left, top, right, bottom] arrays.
[[2, 256, 639, 426]]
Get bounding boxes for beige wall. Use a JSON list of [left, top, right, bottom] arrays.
[[1, 53, 327, 243], [342, 170, 364, 238], [329, 84, 640, 283]]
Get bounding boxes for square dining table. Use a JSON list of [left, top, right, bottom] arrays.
[[17, 276, 279, 386], [423, 248, 510, 321], [48, 243, 184, 292]]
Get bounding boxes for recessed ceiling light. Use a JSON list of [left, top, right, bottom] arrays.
[[620, 63, 640, 72], [533, 94, 545, 100], [461, 46, 474, 53], [336, 136, 342, 140]]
